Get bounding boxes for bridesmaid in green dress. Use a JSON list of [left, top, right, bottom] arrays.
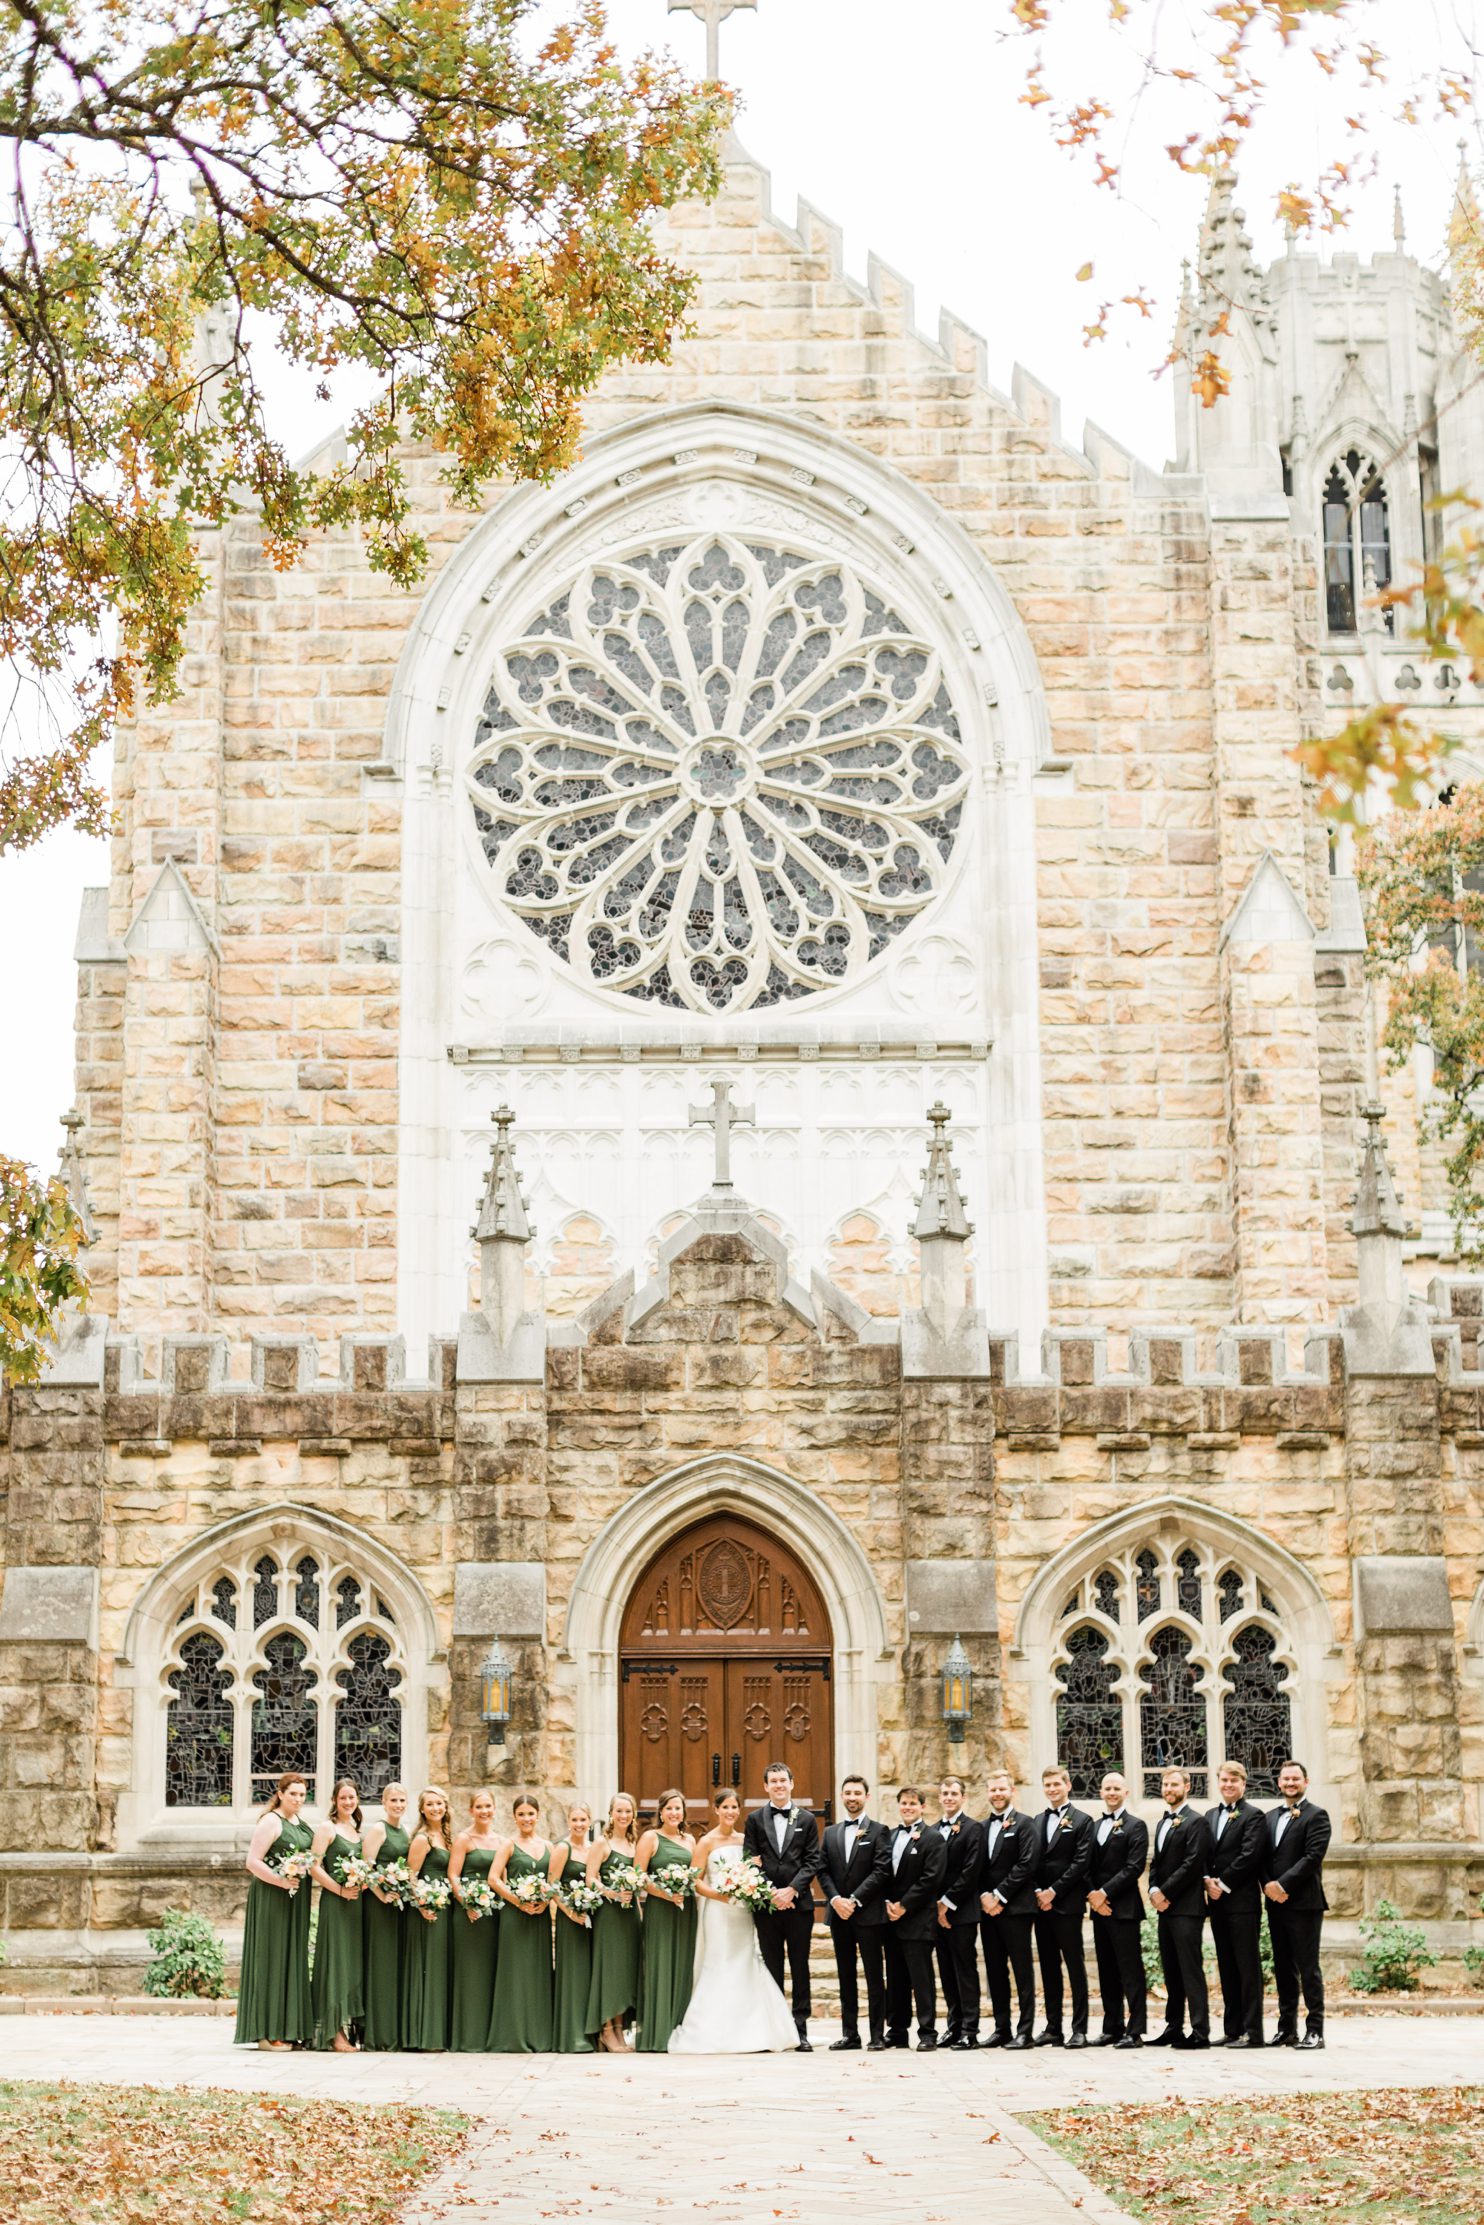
[[448, 1789, 503, 2052], [635, 1788, 697, 2053], [360, 1781, 410, 2051], [486, 1794, 565, 2052], [310, 1777, 365, 2050], [553, 1802, 596, 2054], [234, 1771, 314, 2049], [586, 1790, 642, 2053], [404, 1786, 454, 2051]]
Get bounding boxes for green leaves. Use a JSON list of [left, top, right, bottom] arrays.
[[0, 1158, 88, 1383]]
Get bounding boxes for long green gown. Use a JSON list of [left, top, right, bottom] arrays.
[[234, 1814, 314, 2045], [635, 1834, 697, 2053], [487, 1842, 554, 2052], [311, 1831, 365, 2047], [585, 1845, 642, 2041], [361, 1821, 410, 2051], [553, 1843, 595, 2054], [451, 1843, 501, 2052], [403, 1840, 453, 2051]]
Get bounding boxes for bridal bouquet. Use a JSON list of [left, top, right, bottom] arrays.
[[410, 1874, 452, 1914], [560, 1876, 605, 1921], [604, 1861, 643, 1904], [458, 1875, 500, 1921], [721, 1859, 778, 1912], [270, 1849, 317, 1897], [338, 1852, 378, 1895], [510, 1872, 559, 1909], [646, 1862, 696, 1901]]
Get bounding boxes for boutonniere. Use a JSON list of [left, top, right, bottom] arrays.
[[949, 1819, 961, 1835], [1002, 1824, 1016, 1837], [1109, 1819, 1124, 1835], [1057, 1817, 1073, 1834], [908, 1824, 922, 1842]]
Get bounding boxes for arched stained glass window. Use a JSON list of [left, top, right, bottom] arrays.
[[250, 1632, 317, 1804], [1221, 1625, 1292, 1796], [333, 1633, 403, 1798], [1054, 1626, 1124, 1798], [1139, 1626, 1209, 1797], [1322, 451, 1392, 635], [165, 1633, 233, 1808]]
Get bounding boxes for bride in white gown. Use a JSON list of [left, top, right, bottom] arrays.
[[668, 1792, 799, 2054]]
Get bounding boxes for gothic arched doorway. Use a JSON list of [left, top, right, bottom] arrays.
[[619, 1512, 834, 1832]]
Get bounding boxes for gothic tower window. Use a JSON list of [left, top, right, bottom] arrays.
[[164, 1633, 233, 1809], [1323, 451, 1393, 635], [1051, 1535, 1301, 1802]]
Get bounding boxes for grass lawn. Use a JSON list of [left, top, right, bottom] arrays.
[[0, 2080, 469, 2224], [1027, 2087, 1484, 2225]]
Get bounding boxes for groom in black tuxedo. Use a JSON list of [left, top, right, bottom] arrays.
[[741, 1761, 823, 2051], [820, 1773, 893, 2050]]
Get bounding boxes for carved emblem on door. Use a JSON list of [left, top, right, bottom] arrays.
[[639, 1705, 668, 1743], [743, 1702, 771, 1741], [783, 1702, 809, 1741], [680, 1703, 708, 1741], [697, 1538, 752, 1631]]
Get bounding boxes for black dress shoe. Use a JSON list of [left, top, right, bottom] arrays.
[[885, 2036, 910, 2050], [1034, 2030, 1065, 2047], [980, 2033, 1005, 2049], [1271, 2030, 1299, 2049], [830, 2036, 861, 2051], [795, 2039, 813, 2053], [1005, 2035, 1033, 2051], [1114, 2035, 1143, 2050], [867, 2038, 888, 2052], [1300, 2032, 1325, 2050], [1183, 2037, 1210, 2050], [1093, 2034, 1122, 2047], [917, 2035, 938, 2051], [1067, 2034, 1089, 2049], [950, 2037, 974, 2050], [1227, 2036, 1262, 2050]]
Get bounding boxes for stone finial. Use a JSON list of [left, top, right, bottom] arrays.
[[472, 1106, 532, 1342], [57, 1106, 96, 1246], [1393, 185, 1407, 250], [1350, 1103, 1406, 1302], [1194, 168, 1273, 333], [912, 1101, 972, 1326]]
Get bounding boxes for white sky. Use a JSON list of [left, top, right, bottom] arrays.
[[3, 0, 1476, 1175]]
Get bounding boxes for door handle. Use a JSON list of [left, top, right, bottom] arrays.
[[711, 1752, 721, 1787], [730, 1753, 741, 1786]]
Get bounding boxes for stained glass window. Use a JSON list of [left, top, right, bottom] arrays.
[[1063, 1589, 1081, 1618], [250, 1632, 317, 1803], [1176, 1548, 1203, 1619], [1093, 1570, 1120, 1621], [251, 1557, 278, 1629], [1322, 452, 1392, 635], [336, 1575, 362, 1629], [1221, 1625, 1291, 1797], [1054, 1626, 1124, 1797], [1135, 1550, 1161, 1621], [165, 1634, 233, 1807], [333, 1633, 403, 1800], [294, 1558, 321, 1628], [1217, 1568, 1244, 1622], [376, 1597, 395, 1624], [211, 1578, 237, 1629], [1139, 1626, 1208, 1797]]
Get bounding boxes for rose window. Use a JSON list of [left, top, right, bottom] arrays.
[[468, 533, 969, 1013]]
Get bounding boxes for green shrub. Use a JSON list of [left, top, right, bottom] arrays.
[[1347, 1899, 1439, 1995], [141, 1909, 227, 2000], [1465, 1894, 1484, 1982]]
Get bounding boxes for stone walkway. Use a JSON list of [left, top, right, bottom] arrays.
[[6, 2014, 1481, 2225]]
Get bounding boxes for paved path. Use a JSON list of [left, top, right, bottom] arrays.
[[6, 2015, 1480, 2225]]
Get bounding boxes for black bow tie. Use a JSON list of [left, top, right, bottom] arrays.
[[1102, 1812, 1119, 1822], [1285, 1804, 1302, 1814], [1223, 1805, 1238, 1815]]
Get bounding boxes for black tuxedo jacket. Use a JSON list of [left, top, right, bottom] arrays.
[[1034, 1804, 1097, 1913], [820, 1815, 892, 1927], [1088, 1810, 1148, 1920], [742, 1802, 823, 1901], [1203, 1799, 1266, 1913], [978, 1807, 1039, 1916], [1149, 1804, 1212, 1917], [932, 1812, 985, 1926], [882, 1821, 948, 1942], [1263, 1800, 1331, 1912]]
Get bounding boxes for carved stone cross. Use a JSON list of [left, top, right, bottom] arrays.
[[668, 0, 756, 81], [689, 1077, 754, 1191]]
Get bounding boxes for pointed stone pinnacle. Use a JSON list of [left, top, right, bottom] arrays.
[[912, 1101, 972, 1242], [1351, 1103, 1406, 1241], [57, 1106, 96, 1246], [475, 1105, 532, 1245]]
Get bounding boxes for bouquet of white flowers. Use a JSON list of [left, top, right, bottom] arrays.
[[375, 1859, 414, 1908], [510, 1871, 558, 1909], [270, 1848, 317, 1898], [646, 1862, 696, 1901], [410, 1874, 452, 1914], [560, 1876, 606, 1920], [720, 1859, 777, 1912], [458, 1874, 500, 1920], [338, 1852, 378, 1894], [604, 1861, 643, 1897]]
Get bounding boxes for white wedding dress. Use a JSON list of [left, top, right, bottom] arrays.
[[667, 1843, 799, 2053]]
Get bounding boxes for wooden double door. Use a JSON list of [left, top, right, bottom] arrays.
[[618, 1512, 834, 1833]]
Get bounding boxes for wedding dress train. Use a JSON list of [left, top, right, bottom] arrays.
[[667, 1843, 799, 2053]]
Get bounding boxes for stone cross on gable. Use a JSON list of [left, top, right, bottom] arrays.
[[690, 1077, 754, 1191], [668, 0, 756, 81]]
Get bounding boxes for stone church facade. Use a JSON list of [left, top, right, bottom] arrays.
[[3, 147, 1484, 1986]]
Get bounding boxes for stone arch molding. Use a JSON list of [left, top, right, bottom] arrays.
[[391, 399, 1051, 1360], [1012, 1498, 1339, 1808], [118, 1503, 440, 1848], [560, 1454, 893, 1806]]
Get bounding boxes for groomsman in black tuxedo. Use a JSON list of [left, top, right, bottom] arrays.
[[1203, 1759, 1267, 2046], [1032, 1763, 1097, 2047], [741, 1761, 823, 2051], [977, 1768, 1039, 2049], [1148, 1765, 1212, 2048], [882, 1785, 949, 2050], [1085, 1770, 1149, 2048], [1263, 1757, 1331, 2050], [932, 1775, 986, 2048], [820, 1773, 893, 2051]]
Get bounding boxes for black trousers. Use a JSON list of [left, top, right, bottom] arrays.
[[980, 1909, 1036, 2038], [1033, 1908, 1089, 2037], [934, 1920, 981, 2037], [1268, 1905, 1325, 2035], [1156, 1910, 1209, 2040], [1209, 1901, 1264, 2040], [829, 1914, 887, 2041], [1091, 1914, 1146, 2038], [884, 1931, 938, 2043], [754, 1904, 815, 2024]]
